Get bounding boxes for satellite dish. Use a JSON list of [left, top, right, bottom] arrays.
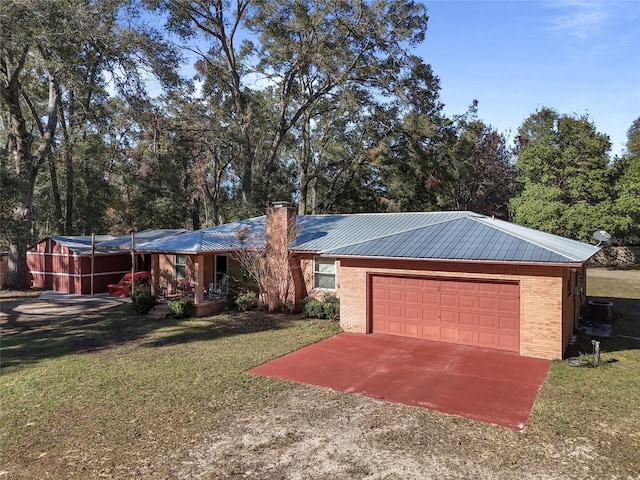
[[593, 230, 611, 246]]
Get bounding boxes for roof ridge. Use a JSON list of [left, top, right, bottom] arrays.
[[194, 230, 206, 251], [318, 214, 477, 254], [470, 216, 588, 262], [300, 210, 473, 219]]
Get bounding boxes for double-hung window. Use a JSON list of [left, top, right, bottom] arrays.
[[175, 255, 186, 280], [313, 257, 336, 290]]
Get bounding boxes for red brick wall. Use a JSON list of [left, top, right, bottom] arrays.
[[327, 257, 569, 360], [157, 253, 194, 295], [298, 254, 323, 300], [155, 253, 231, 297]]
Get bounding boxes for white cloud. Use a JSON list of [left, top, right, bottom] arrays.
[[544, 0, 616, 40]]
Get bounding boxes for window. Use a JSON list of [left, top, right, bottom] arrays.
[[175, 255, 186, 280], [314, 257, 336, 290]]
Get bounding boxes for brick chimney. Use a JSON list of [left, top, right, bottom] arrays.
[[266, 201, 296, 249], [264, 202, 299, 311]]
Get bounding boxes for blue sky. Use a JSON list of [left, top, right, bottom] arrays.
[[420, 1, 640, 157]]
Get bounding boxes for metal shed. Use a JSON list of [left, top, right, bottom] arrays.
[[25, 229, 186, 294], [26, 235, 128, 294]]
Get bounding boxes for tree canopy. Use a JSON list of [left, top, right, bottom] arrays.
[[1, 1, 638, 287], [510, 108, 635, 242]]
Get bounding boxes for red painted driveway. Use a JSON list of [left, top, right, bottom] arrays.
[[249, 333, 551, 430]]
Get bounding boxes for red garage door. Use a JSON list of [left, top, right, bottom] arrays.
[[370, 275, 520, 353]]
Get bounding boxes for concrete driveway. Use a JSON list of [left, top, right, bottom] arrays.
[[250, 332, 551, 430]]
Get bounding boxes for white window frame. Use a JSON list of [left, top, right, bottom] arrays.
[[175, 254, 186, 280], [313, 257, 336, 290]]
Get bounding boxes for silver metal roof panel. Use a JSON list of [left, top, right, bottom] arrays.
[[96, 229, 187, 249], [127, 211, 599, 264], [318, 215, 599, 263], [47, 235, 118, 255], [137, 217, 266, 252], [293, 211, 471, 252]]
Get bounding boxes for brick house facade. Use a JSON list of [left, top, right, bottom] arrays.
[[133, 205, 595, 360], [264, 205, 591, 360]]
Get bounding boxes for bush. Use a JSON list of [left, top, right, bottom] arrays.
[[322, 293, 340, 320], [275, 298, 295, 314], [302, 293, 340, 320], [302, 296, 324, 318], [131, 286, 157, 314], [168, 297, 194, 319], [235, 290, 258, 311], [224, 293, 238, 311]]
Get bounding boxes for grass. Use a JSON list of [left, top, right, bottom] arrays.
[[1, 270, 639, 478], [526, 270, 640, 476], [1, 305, 340, 478]]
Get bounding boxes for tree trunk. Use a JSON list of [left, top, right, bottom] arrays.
[[47, 153, 64, 233], [238, 105, 254, 204], [64, 148, 73, 233], [1, 49, 59, 287], [311, 173, 319, 215], [212, 198, 220, 226], [191, 196, 201, 230], [297, 112, 311, 215]]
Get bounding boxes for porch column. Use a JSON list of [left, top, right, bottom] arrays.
[[194, 255, 204, 304], [151, 254, 160, 296]]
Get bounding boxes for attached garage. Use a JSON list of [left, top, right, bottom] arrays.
[[369, 275, 520, 352], [285, 209, 599, 359]]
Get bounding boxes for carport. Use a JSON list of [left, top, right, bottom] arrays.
[[250, 332, 551, 430]]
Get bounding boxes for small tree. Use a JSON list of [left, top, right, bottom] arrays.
[[231, 226, 268, 306], [231, 214, 302, 312]]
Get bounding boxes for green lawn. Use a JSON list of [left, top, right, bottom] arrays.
[[525, 271, 640, 478], [1, 272, 638, 478], [1, 307, 340, 478]]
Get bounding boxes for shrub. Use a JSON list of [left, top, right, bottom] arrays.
[[321, 293, 340, 320], [168, 297, 194, 319], [302, 293, 340, 320], [302, 296, 324, 318], [275, 298, 295, 314], [131, 286, 157, 314], [224, 293, 237, 311], [235, 290, 258, 311]]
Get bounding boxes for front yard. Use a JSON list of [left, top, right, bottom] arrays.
[[1, 269, 639, 479]]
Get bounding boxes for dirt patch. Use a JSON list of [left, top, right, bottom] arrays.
[[178, 391, 485, 479], [175, 388, 612, 480], [0, 297, 119, 333]]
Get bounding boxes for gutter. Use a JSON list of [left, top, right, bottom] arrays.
[[311, 253, 587, 268]]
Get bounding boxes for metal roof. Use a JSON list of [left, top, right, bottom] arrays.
[[292, 211, 470, 252], [36, 230, 188, 255], [129, 211, 599, 264], [136, 217, 266, 253], [293, 212, 598, 263], [96, 229, 187, 250], [313, 214, 599, 263], [46, 235, 118, 255]]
